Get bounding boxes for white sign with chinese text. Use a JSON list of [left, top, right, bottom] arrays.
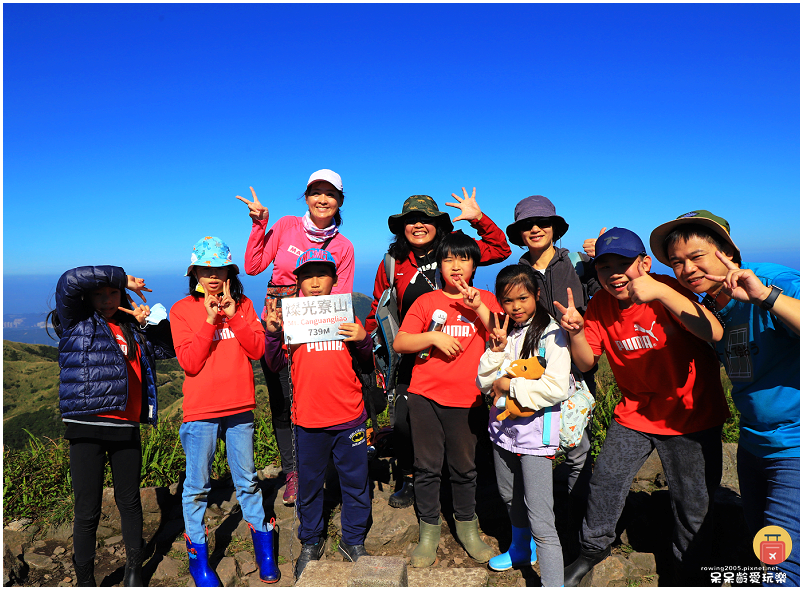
[[282, 293, 354, 345]]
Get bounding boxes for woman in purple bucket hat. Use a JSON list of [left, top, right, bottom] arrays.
[[499, 195, 601, 564]]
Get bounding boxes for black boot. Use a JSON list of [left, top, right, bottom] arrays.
[[294, 540, 324, 580], [72, 555, 96, 587], [388, 476, 414, 508], [564, 546, 611, 587], [123, 544, 145, 587]]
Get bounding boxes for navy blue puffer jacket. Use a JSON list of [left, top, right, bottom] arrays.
[[55, 266, 174, 424]]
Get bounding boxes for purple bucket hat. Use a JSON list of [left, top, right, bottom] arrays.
[[506, 195, 569, 247]]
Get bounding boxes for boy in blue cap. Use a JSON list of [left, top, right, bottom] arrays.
[[554, 227, 730, 586], [264, 248, 373, 579]]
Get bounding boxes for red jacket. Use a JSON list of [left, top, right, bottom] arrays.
[[365, 213, 511, 333]]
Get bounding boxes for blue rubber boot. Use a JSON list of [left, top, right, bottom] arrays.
[[249, 522, 280, 583], [488, 526, 538, 571], [184, 533, 221, 587]]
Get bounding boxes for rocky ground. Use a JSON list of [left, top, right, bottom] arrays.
[[4, 442, 758, 587]]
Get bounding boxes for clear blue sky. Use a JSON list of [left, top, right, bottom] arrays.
[[4, 3, 800, 314]]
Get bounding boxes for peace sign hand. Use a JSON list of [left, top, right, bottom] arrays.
[[705, 251, 771, 305], [218, 280, 236, 318], [582, 227, 607, 258], [489, 312, 510, 352], [445, 187, 482, 223], [265, 298, 283, 333], [235, 186, 269, 222], [118, 294, 150, 327], [203, 291, 220, 324], [453, 277, 482, 310], [126, 275, 152, 303], [554, 287, 584, 335]]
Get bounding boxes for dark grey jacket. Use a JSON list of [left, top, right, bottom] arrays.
[[518, 247, 600, 320]]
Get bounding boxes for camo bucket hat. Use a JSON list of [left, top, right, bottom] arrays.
[[185, 236, 240, 276], [387, 195, 454, 236]]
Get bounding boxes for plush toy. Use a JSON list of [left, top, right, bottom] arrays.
[[495, 357, 545, 422]]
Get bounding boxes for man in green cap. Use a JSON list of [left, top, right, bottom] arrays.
[[650, 210, 800, 585]]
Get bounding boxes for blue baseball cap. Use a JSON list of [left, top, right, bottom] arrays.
[[293, 248, 338, 275], [594, 227, 647, 260]]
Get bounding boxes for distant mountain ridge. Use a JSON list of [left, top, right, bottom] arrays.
[[2, 292, 375, 448], [2, 292, 374, 346]]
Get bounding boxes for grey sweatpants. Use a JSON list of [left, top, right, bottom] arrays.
[[581, 419, 722, 580], [494, 445, 564, 587]]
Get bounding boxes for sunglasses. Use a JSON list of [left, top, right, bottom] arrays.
[[405, 214, 436, 226], [520, 218, 553, 231]]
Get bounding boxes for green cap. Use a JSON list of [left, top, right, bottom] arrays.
[[649, 209, 739, 266], [387, 195, 454, 235]]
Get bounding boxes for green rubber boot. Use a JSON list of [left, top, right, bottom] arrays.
[[411, 518, 441, 568], [454, 515, 494, 563]]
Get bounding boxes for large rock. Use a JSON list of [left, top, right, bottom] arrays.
[[151, 555, 183, 580], [296, 561, 353, 586], [348, 556, 407, 587], [216, 555, 238, 587], [23, 551, 55, 570], [364, 499, 419, 555], [407, 566, 489, 587]]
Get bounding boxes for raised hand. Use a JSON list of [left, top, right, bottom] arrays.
[[118, 294, 150, 327], [265, 298, 283, 333], [431, 332, 463, 358], [235, 186, 269, 222], [445, 187, 482, 223], [218, 280, 236, 318], [126, 275, 152, 303], [203, 291, 220, 324], [454, 277, 482, 310], [583, 227, 607, 258], [339, 322, 367, 342], [705, 251, 771, 305], [626, 258, 661, 304], [490, 312, 509, 352], [554, 287, 584, 335]]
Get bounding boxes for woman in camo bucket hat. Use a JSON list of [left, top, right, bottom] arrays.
[[365, 188, 511, 511]]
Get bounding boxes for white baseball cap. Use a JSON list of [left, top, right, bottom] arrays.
[[307, 169, 343, 192]]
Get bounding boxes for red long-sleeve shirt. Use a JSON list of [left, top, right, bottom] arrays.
[[170, 295, 265, 422]]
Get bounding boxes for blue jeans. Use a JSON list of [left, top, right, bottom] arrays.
[[738, 447, 800, 586], [180, 411, 267, 543]]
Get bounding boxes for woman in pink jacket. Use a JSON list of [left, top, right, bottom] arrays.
[[236, 169, 354, 506]]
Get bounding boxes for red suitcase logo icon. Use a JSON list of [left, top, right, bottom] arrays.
[[760, 534, 786, 565]]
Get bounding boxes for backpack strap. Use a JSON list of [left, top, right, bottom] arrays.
[[384, 253, 396, 288], [321, 235, 335, 250], [537, 340, 557, 447]]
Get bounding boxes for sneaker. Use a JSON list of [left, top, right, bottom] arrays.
[[283, 471, 298, 506], [338, 541, 369, 563], [294, 541, 324, 579]]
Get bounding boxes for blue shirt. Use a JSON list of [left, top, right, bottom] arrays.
[[715, 261, 800, 458]]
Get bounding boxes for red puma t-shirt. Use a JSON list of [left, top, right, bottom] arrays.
[[401, 289, 501, 408], [584, 274, 729, 435], [96, 322, 143, 423]]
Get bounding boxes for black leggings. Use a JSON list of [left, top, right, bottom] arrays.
[[259, 357, 295, 472], [70, 437, 143, 564]]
